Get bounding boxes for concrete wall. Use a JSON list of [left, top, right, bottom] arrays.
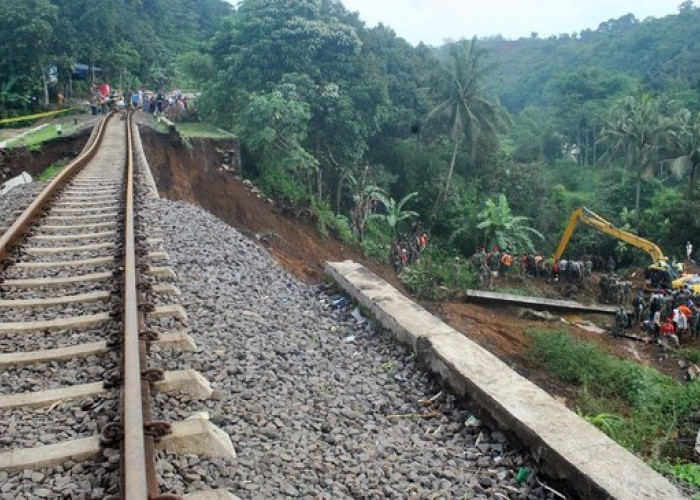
[[325, 260, 684, 500]]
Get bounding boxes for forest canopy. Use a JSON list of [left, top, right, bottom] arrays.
[[3, 0, 700, 268]]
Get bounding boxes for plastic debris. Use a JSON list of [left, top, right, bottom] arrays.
[[350, 307, 367, 325]]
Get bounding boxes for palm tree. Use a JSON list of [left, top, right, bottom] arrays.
[[426, 37, 509, 209], [371, 192, 419, 240], [599, 92, 670, 218], [668, 108, 700, 187], [452, 194, 542, 252]]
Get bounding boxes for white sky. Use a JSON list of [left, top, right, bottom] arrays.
[[339, 0, 682, 45]]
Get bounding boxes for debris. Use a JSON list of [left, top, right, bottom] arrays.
[[535, 477, 567, 499], [344, 335, 355, 343], [514, 467, 530, 483], [0, 171, 32, 196], [387, 409, 438, 420], [418, 391, 443, 406], [350, 307, 367, 325], [687, 364, 700, 381], [465, 415, 481, 428], [518, 308, 558, 322]]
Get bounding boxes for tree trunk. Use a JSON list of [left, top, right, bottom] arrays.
[[435, 136, 460, 210], [41, 65, 49, 106], [635, 168, 642, 230]]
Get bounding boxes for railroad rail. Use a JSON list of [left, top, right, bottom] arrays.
[[0, 112, 233, 499]]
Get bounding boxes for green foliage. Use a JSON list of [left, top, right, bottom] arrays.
[[38, 158, 68, 181], [256, 166, 309, 207], [175, 122, 233, 139], [467, 194, 543, 252], [399, 246, 477, 300], [426, 37, 510, 208], [371, 191, 419, 238], [528, 329, 700, 458], [652, 461, 700, 491], [310, 198, 355, 243]]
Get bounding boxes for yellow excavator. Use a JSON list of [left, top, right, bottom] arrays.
[[553, 207, 679, 290]]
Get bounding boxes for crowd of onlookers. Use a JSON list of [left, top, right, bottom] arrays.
[[88, 84, 188, 116]]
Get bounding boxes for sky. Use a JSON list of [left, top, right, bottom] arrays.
[[338, 0, 681, 45]]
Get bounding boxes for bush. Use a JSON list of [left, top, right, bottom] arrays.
[[311, 198, 355, 243], [528, 329, 700, 464], [257, 166, 309, 207], [399, 246, 477, 300]]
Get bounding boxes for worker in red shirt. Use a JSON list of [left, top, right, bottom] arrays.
[[660, 318, 680, 347]]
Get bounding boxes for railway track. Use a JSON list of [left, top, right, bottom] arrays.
[[0, 113, 234, 499]]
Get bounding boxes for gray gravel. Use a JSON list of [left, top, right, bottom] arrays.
[[0, 182, 44, 229], [0, 353, 117, 394], [144, 198, 557, 499], [0, 394, 118, 450]]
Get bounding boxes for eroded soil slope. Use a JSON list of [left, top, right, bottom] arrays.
[[138, 124, 699, 398]]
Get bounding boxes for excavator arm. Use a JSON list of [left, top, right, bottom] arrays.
[[553, 207, 667, 265]]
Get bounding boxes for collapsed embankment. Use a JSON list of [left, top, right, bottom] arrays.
[[137, 125, 401, 287], [0, 129, 91, 184]]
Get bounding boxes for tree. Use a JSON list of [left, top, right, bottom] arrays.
[[0, 0, 57, 108], [426, 37, 509, 209], [668, 109, 700, 186], [453, 194, 543, 252], [371, 191, 419, 240], [599, 92, 670, 220]]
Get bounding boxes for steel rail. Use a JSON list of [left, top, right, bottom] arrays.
[[0, 114, 111, 263], [122, 111, 153, 498]]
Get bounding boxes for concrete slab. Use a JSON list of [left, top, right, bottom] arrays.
[[465, 289, 623, 315], [148, 251, 169, 261], [184, 490, 240, 500], [324, 261, 455, 351], [154, 369, 212, 399], [0, 312, 110, 334], [161, 418, 236, 459], [33, 230, 117, 241], [148, 266, 177, 280], [0, 341, 108, 368], [44, 213, 119, 221], [0, 421, 233, 473], [14, 256, 114, 269], [152, 304, 188, 323], [0, 370, 211, 409], [1, 271, 112, 288], [39, 222, 117, 232], [24, 242, 114, 254], [0, 290, 110, 307], [325, 260, 684, 500], [0, 436, 100, 472]]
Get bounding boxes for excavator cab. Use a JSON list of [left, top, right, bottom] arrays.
[[644, 265, 673, 290]]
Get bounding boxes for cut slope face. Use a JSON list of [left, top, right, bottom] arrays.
[[137, 125, 402, 288]]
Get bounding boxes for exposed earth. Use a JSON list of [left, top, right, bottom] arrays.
[[134, 117, 700, 402], [4, 115, 698, 478]]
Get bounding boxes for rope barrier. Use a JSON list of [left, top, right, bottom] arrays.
[[0, 108, 77, 125]]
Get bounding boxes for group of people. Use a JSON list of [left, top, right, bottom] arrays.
[[390, 222, 430, 272], [617, 288, 700, 347], [469, 247, 615, 290], [136, 88, 188, 115]]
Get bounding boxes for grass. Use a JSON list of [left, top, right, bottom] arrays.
[[38, 159, 69, 181], [677, 347, 700, 365], [493, 286, 543, 297], [528, 328, 700, 491], [175, 121, 234, 139], [5, 123, 80, 149]]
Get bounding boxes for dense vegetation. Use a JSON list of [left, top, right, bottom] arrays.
[[4, 1, 700, 274]]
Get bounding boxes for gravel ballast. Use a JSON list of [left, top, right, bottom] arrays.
[[145, 198, 557, 499]]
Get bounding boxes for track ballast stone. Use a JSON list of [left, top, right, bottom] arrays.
[[146, 198, 556, 499]]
